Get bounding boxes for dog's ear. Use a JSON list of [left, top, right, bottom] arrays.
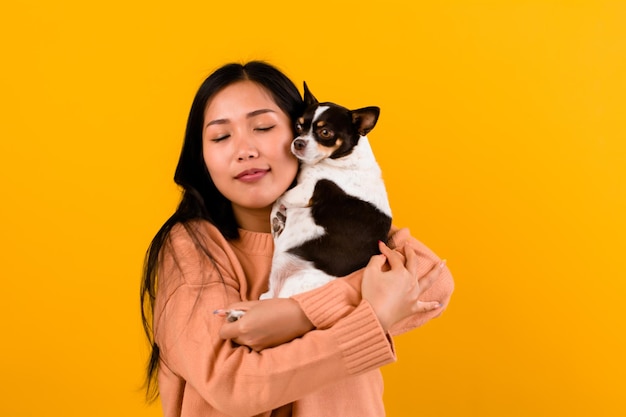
[[351, 106, 380, 136], [303, 82, 319, 107]]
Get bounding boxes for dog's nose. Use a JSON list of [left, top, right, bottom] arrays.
[[293, 139, 307, 151]]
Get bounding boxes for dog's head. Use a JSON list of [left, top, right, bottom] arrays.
[[291, 82, 380, 165]]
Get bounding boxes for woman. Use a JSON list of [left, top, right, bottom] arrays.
[[141, 61, 454, 417]]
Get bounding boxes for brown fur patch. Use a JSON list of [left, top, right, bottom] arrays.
[[315, 137, 344, 158]]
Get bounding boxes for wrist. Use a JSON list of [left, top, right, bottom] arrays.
[[370, 307, 392, 332], [287, 298, 314, 333]]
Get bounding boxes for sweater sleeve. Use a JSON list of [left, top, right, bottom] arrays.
[[386, 227, 455, 336], [153, 222, 395, 416], [291, 226, 454, 335]]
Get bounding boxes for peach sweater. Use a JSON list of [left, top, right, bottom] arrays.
[[154, 220, 454, 417]]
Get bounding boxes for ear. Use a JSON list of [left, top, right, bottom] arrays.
[[303, 81, 319, 107], [351, 106, 380, 136]]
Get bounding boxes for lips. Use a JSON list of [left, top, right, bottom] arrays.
[[235, 168, 269, 182]]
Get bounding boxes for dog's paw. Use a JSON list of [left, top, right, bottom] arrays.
[[226, 309, 245, 322], [259, 290, 273, 300], [272, 216, 284, 237], [271, 205, 287, 237]]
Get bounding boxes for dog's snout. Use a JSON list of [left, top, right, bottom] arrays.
[[293, 138, 307, 151]]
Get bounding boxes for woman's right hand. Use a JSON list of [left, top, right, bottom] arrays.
[[217, 298, 314, 351], [361, 241, 445, 331]]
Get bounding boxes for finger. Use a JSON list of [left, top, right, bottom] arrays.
[[214, 309, 246, 323], [378, 241, 403, 270], [226, 310, 246, 322], [417, 259, 447, 294], [214, 300, 260, 320], [366, 252, 388, 271], [415, 300, 443, 313], [404, 245, 420, 278]]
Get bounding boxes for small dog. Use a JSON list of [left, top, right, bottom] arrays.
[[258, 83, 392, 299]]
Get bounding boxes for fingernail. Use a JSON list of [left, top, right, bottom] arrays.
[[213, 309, 226, 315], [439, 259, 447, 269]]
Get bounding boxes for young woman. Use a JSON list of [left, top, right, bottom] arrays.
[[140, 61, 454, 417]]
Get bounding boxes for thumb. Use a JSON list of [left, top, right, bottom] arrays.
[[218, 320, 240, 340]]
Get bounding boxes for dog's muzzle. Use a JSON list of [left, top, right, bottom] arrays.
[[293, 138, 307, 151]]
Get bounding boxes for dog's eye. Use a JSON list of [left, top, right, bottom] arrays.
[[319, 128, 333, 139]]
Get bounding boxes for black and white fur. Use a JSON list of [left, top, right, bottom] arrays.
[[259, 83, 392, 299]]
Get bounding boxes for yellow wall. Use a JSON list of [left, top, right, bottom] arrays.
[[1, 1, 624, 416]]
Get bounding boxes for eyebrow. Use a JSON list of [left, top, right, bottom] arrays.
[[205, 108, 277, 127]]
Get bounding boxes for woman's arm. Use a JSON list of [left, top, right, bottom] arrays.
[[220, 241, 446, 350], [154, 222, 396, 416], [216, 297, 314, 350], [221, 226, 454, 349]]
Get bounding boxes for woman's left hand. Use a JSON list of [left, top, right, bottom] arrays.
[[217, 298, 314, 351], [361, 241, 444, 332]]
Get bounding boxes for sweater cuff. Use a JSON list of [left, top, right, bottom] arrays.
[[329, 301, 396, 375], [291, 279, 359, 329]]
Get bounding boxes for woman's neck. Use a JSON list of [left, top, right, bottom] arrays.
[[232, 205, 272, 233]]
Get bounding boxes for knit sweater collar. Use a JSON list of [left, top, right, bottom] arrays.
[[233, 228, 274, 256]]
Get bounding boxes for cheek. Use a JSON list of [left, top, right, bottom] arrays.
[[202, 149, 213, 175], [267, 139, 298, 190], [284, 155, 299, 182], [280, 141, 298, 174], [203, 148, 223, 184]]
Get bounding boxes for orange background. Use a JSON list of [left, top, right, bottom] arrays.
[[1, 1, 624, 416]]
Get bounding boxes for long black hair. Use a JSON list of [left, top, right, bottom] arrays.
[[140, 61, 304, 402]]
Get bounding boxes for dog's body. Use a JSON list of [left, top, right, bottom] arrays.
[[259, 84, 392, 299]]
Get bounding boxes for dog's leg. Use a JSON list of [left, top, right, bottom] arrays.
[[261, 251, 292, 300], [261, 253, 309, 299], [280, 182, 315, 209], [270, 182, 317, 240], [276, 268, 336, 298]]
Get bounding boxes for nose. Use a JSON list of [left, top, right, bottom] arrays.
[[236, 135, 259, 161], [293, 138, 307, 151], [237, 151, 257, 161]]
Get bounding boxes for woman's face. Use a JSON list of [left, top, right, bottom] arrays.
[[203, 80, 298, 230]]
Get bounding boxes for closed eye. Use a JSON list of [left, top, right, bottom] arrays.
[[211, 134, 230, 142], [255, 125, 276, 132]]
